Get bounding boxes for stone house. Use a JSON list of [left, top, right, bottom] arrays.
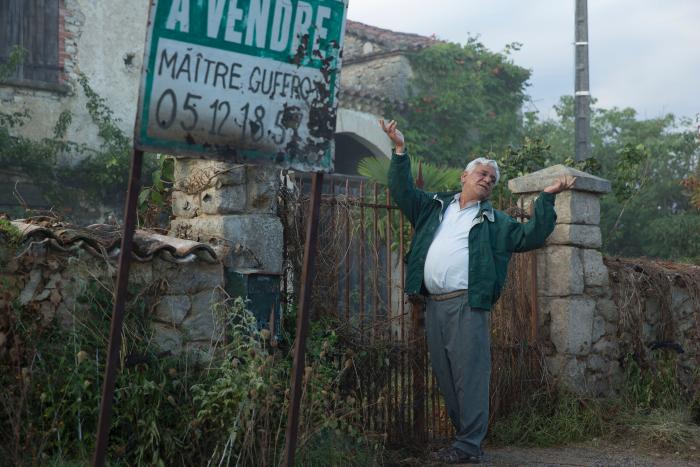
[[0, 1, 434, 209]]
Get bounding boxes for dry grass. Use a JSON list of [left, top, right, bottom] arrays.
[[616, 408, 700, 451], [606, 256, 700, 361]]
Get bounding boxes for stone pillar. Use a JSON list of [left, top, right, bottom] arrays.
[[509, 164, 615, 394], [169, 159, 283, 331]]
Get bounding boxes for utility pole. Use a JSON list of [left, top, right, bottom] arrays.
[[574, 0, 591, 161]]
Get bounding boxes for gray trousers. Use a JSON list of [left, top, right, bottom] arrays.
[[425, 292, 490, 456]]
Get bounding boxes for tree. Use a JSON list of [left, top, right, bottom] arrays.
[[393, 39, 531, 167], [525, 97, 700, 262]]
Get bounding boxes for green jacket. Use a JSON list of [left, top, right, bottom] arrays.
[[388, 152, 557, 311]]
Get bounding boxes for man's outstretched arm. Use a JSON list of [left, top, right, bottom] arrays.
[[381, 119, 431, 225], [507, 176, 576, 252]]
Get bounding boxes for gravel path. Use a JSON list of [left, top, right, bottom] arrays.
[[484, 442, 698, 466], [388, 440, 700, 466]]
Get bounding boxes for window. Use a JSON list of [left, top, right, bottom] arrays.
[[0, 0, 60, 84]]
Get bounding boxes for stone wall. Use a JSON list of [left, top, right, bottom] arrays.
[[169, 160, 282, 273], [2, 238, 225, 358], [168, 159, 284, 332], [606, 258, 700, 390], [510, 166, 700, 396], [341, 55, 415, 103]]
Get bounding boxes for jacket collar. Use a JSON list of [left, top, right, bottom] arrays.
[[435, 191, 495, 217]]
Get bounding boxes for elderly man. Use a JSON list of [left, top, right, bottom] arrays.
[[381, 119, 573, 464]]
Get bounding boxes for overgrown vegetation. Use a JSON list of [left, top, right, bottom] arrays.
[[395, 39, 531, 167], [0, 47, 159, 223], [490, 352, 700, 450], [0, 269, 383, 466], [525, 97, 700, 262]]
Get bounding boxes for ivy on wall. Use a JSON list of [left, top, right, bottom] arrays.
[[0, 47, 158, 221]]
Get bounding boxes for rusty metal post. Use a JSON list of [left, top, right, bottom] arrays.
[[359, 180, 365, 333], [93, 149, 144, 467], [344, 179, 350, 321], [282, 171, 323, 467]]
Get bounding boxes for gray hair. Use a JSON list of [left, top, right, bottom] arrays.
[[465, 157, 500, 185]]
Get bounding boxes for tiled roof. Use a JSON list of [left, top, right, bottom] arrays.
[[346, 19, 438, 52], [10, 219, 218, 263]]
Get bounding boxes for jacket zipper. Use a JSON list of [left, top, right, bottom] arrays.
[[433, 194, 445, 222]]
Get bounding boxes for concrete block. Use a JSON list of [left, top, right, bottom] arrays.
[[200, 184, 247, 214], [584, 286, 608, 298], [245, 165, 279, 213], [590, 374, 611, 397], [671, 289, 692, 318], [587, 354, 606, 372], [561, 358, 588, 393], [548, 297, 595, 356], [170, 215, 283, 273], [130, 262, 153, 287], [645, 298, 661, 325], [509, 164, 611, 195], [182, 289, 223, 341], [592, 316, 606, 343], [604, 323, 617, 336], [546, 224, 602, 248], [152, 323, 183, 354], [172, 191, 200, 219], [19, 269, 42, 305], [556, 190, 601, 225], [596, 298, 619, 323], [152, 259, 224, 294], [582, 249, 609, 287], [154, 295, 191, 325], [517, 191, 601, 226], [537, 246, 584, 296]]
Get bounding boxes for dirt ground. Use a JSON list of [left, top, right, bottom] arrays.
[[388, 438, 700, 466]]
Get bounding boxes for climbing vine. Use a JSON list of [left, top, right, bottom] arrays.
[[394, 38, 531, 167], [0, 49, 157, 220]]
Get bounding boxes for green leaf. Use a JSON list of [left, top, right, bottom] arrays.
[[138, 188, 151, 207]]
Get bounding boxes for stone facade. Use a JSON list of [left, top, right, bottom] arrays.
[[167, 157, 284, 333], [168, 160, 283, 274], [605, 258, 700, 391], [1, 0, 149, 147]]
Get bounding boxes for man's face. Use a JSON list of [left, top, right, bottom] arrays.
[[461, 164, 497, 200]]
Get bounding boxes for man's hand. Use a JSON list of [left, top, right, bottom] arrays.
[[543, 175, 576, 194], [379, 119, 405, 154]]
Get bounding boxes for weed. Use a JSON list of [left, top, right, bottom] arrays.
[[620, 352, 684, 412], [1, 277, 381, 466], [489, 390, 605, 447], [489, 351, 696, 450]]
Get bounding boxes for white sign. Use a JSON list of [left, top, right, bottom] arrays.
[[135, 0, 348, 172]]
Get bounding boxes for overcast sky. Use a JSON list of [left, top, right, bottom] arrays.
[[347, 0, 699, 122]]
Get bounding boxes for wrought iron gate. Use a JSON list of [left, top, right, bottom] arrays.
[[283, 173, 546, 446]]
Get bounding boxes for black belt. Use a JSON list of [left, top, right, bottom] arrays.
[[428, 289, 468, 302]]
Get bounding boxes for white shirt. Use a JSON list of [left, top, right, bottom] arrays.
[[423, 194, 480, 294]]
